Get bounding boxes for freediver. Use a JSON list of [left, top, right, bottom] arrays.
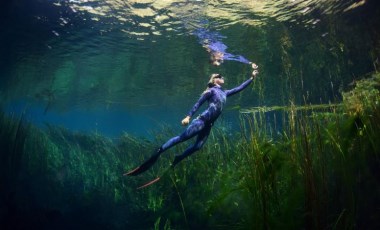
[[125, 63, 259, 176]]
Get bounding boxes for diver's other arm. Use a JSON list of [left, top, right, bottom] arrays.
[[183, 90, 212, 126]]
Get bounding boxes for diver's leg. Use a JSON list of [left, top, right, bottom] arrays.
[[125, 147, 163, 176], [125, 119, 205, 176], [172, 123, 212, 167], [161, 119, 205, 151]]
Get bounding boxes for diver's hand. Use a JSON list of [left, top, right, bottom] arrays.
[[251, 70, 259, 79], [251, 63, 258, 69], [181, 116, 191, 126]]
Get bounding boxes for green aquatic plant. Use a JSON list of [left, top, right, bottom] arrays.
[[342, 72, 380, 116], [141, 86, 378, 229], [0, 111, 30, 227], [2, 70, 380, 229], [341, 72, 380, 156], [240, 103, 341, 114]]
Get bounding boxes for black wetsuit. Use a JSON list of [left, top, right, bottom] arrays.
[[126, 77, 254, 176], [162, 77, 253, 165]]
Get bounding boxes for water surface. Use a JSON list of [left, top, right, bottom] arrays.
[[1, 0, 378, 137]]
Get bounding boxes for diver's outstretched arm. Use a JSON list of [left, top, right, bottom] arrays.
[[225, 64, 259, 97]]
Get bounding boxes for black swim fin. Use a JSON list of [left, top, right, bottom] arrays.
[[131, 154, 185, 189], [124, 148, 162, 176], [137, 177, 161, 189]]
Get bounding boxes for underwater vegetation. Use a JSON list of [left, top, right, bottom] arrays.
[[1, 73, 380, 229]]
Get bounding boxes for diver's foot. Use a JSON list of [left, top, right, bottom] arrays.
[[171, 155, 185, 168], [124, 148, 163, 176], [124, 156, 158, 176]]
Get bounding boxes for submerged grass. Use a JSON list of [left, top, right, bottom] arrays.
[[1, 73, 380, 229]]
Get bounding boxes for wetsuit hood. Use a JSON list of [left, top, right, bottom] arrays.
[[207, 82, 215, 88]]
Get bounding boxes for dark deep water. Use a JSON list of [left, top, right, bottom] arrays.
[[1, 0, 380, 229]]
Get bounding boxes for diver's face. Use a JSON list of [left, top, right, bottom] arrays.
[[213, 75, 224, 85]]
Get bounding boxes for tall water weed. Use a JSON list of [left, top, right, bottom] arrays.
[[1, 73, 379, 229]]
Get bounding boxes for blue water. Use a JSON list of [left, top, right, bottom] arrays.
[[0, 0, 378, 138], [1, 1, 380, 230]]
